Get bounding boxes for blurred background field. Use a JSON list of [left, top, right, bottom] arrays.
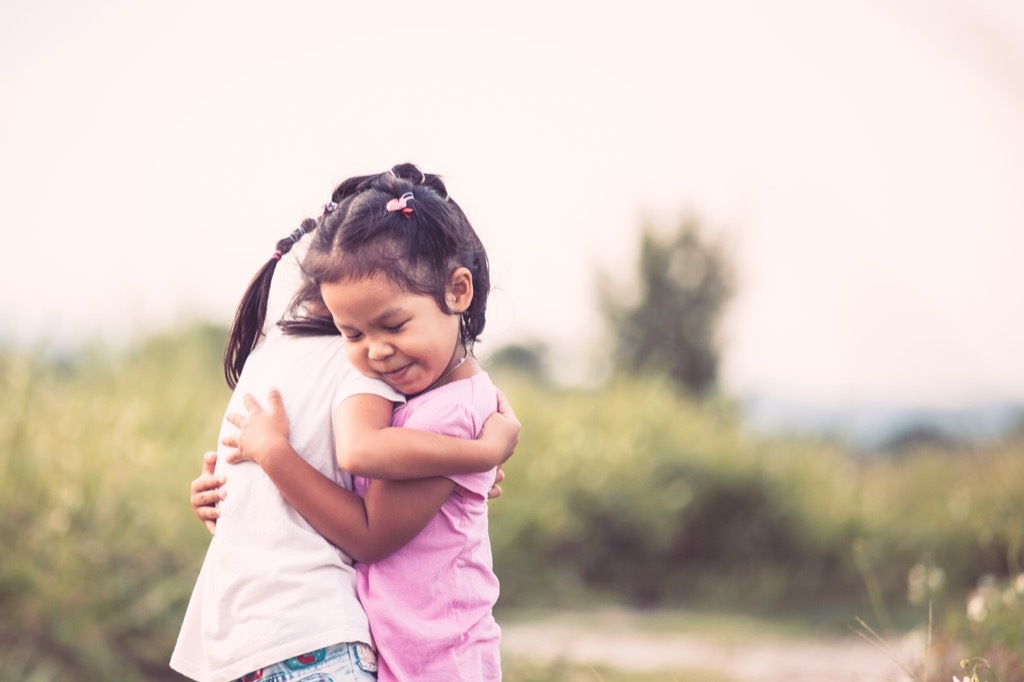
[[2, 324, 1022, 681]]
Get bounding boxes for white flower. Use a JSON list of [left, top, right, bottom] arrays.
[[907, 563, 946, 604], [966, 593, 988, 622]]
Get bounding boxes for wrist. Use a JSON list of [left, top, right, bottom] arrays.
[[258, 436, 294, 470], [468, 440, 502, 471]]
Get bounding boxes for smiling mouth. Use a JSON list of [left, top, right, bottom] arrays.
[[380, 364, 412, 382]]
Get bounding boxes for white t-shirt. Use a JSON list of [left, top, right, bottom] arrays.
[[171, 238, 403, 682]]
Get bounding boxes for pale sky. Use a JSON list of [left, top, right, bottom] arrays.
[[2, 0, 1023, 409]]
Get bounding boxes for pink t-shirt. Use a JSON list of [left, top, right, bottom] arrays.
[[354, 372, 501, 682]]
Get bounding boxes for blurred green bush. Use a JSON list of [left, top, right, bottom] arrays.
[[1, 326, 1021, 680], [0, 327, 229, 680], [489, 369, 1024, 612]]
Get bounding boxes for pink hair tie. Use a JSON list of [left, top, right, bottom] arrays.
[[386, 192, 415, 218], [271, 250, 283, 261]]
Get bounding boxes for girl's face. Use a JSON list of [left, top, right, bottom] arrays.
[[320, 270, 473, 396]]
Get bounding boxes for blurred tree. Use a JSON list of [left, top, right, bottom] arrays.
[[599, 216, 735, 397], [485, 341, 549, 384], [878, 422, 964, 456]]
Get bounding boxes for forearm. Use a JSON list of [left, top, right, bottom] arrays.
[[259, 444, 395, 563], [228, 390, 447, 562], [338, 426, 492, 479]]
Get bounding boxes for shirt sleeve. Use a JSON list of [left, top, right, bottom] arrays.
[[332, 372, 405, 415], [398, 398, 495, 498]]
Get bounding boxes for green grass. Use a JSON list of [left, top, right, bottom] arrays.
[[499, 606, 818, 642], [502, 660, 736, 682]]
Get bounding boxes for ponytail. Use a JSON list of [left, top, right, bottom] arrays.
[[222, 218, 316, 388]]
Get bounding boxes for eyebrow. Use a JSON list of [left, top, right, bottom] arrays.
[[372, 306, 407, 323], [336, 306, 409, 332]]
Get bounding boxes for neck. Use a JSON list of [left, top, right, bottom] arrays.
[[419, 343, 469, 396]]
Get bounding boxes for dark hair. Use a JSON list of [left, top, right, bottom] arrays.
[[222, 218, 316, 388], [284, 163, 490, 349]]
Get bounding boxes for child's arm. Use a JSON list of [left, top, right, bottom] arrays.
[[334, 390, 519, 478], [222, 392, 471, 562]]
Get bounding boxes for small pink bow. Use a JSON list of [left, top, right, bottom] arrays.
[[386, 192, 415, 217]]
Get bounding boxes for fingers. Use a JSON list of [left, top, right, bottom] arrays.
[[191, 478, 223, 501], [494, 389, 521, 431], [195, 499, 222, 536], [487, 466, 506, 500], [221, 432, 238, 449], [267, 388, 284, 413], [201, 450, 217, 477], [191, 467, 226, 496], [495, 390, 513, 416], [227, 392, 280, 431], [192, 482, 226, 504], [241, 392, 265, 415], [193, 489, 224, 515], [225, 393, 262, 429], [193, 451, 224, 535], [191, 471, 225, 527]]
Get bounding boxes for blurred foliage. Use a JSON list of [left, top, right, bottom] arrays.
[[484, 341, 550, 385], [599, 216, 735, 397], [505, 372, 1023, 609], [2, 326, 1023, 680], [0, 326, 230, 681]]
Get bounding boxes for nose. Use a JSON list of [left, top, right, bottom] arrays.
[[367, 337, 395, 362]]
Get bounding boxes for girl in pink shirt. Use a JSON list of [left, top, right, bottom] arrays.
[[225, 163, 507, 680]]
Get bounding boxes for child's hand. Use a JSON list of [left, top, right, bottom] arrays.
[[191, 450, 225, 535], [222, 389, 292, 467], [479, 390, 521, 466], [487, 465, 505, 500]]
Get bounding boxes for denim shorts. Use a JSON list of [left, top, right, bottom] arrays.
[[234, 642, 377, 682]]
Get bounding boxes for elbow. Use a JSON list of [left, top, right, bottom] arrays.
[[345, 541, 391, 565], [335, 437, 373, 477], [334, 449, 357, 475]]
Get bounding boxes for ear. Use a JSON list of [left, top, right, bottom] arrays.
[[446, 267, 474, 314]]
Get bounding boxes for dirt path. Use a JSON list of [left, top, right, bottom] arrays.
[[500, 609, 920, 681]]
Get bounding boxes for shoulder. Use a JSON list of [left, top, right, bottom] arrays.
[[334, 369, 404, 407], [396, 373, 496, 437]]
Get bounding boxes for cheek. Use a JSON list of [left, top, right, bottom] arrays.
[[344, 345, 364, 368]]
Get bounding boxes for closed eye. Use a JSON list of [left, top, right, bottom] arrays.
[[335, 324, 362, 341]]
